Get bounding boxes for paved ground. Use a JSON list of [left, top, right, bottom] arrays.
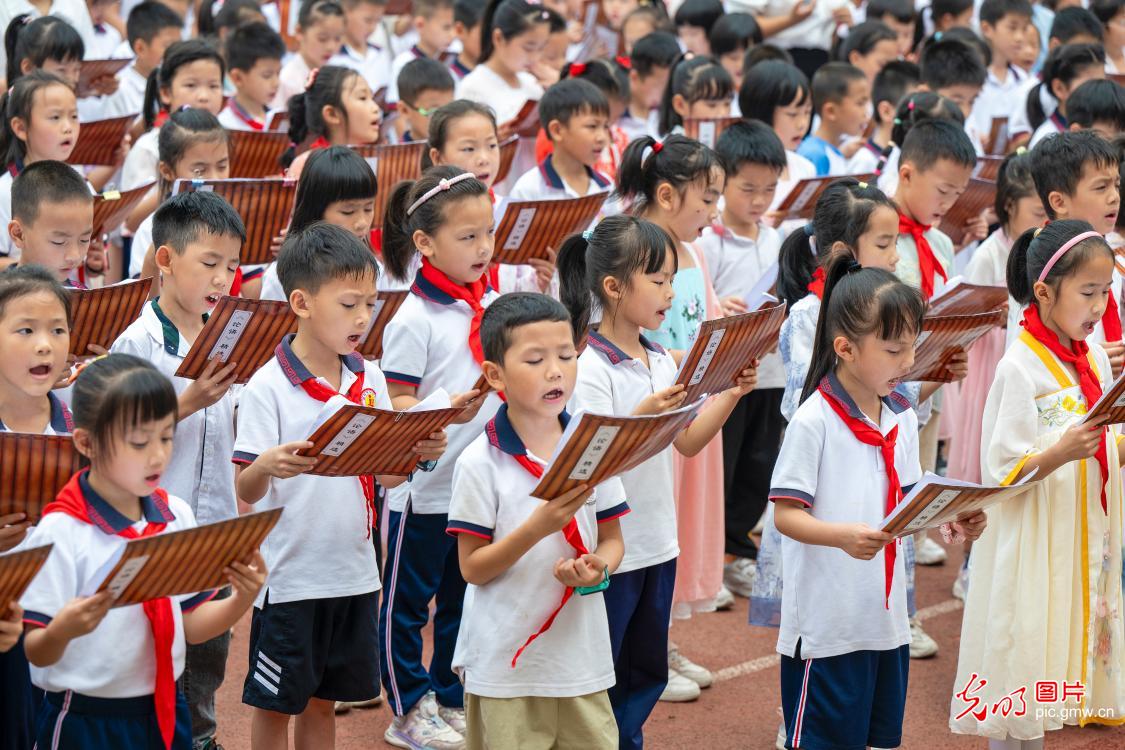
[[213, 539, 1123, 748]]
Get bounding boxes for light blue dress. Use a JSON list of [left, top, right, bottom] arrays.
[[645, 265, 706, 351]]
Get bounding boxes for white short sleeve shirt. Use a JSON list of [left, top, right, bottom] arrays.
[[121, 128, 160, 191], [103, 64, 148, 120], [456, 64, 543, 125]]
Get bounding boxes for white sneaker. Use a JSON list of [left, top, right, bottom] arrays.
[[668, 642, 712, 688], [775, 720, 787, 750], [952, 560, 970, 601], [658, 669, 701, 702], [909, 617, 939, 659], [723, 557, 757, 598], [383, 693, 465, 750], [914, 535, 948, 565], [336, 693, 383, 713], [714, 584, 735, 610], [436, 704, 466, 735]]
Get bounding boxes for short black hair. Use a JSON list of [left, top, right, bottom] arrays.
[[836, 20, 897, 63], [480, 292, 571, 363], [1049, 6, 1105, 43], [11, 161, 92, 226], [126, 1, 184, 47], [224, 21, 285, 72], [1067, 79, 1125, 131], [867, 0, 915, 24], [714, 120, 786, 175], [674, 0, 723, 31], [152, 190, 246, 254], [872, 60, 920, 122], [919, 37, 986, 90], [709, 13, 761, 58], [412, 0, 455, 19], [0, 263, 71, 327], [72, 353, 179, 457], [980, 0, 1033, 26], [631, 31, 681, 76], [539, 78, 609, 132], [743, 43, 793, 70], [931, 0, 973, 21], [277, 222, 380, 297], [398, 57, 455, 105], [454, 0, 485, 28], [1092, 0, 1125, 28], [899, 118, 976, 171], [738, 60, 809, 125], [1030, 129, 1119, 218], [810, 62, 866, 114]]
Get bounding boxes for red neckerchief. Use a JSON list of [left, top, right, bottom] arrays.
[[369, 226, 383, 255], [284, 344, 377, 534], [419, 257, 488, 364], [897, 212, 947, 299], [230, 267, 243, 297], [818, 385, 900, 609], [153, 110, 169, 129], [1049, 110, 1068, 131], [308, 135, 330, 151], [1021, 305, 1109, 513], [807, 267, 826, 299], [229, 100, 265, 131], [42, 471, 176, 749], [1103, 290, 1123, 342]]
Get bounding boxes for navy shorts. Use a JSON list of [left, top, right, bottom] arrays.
[[36, 689, 191, 749], [780, 641, 909, 750], [243, 590, 380, 714]]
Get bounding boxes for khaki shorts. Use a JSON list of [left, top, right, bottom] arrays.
[[464, 690, 618, 750]]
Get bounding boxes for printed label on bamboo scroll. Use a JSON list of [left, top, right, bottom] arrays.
[[356, 290, 408, 359], [171, 179, 295, 265], [93, 183, 154, 237], [68, 115, 134, 166], [776, 174, 875, 220], [925, 279, 1008, 317], [97, 509, 283, 608], [175, 296, 297, 384], [939, 178, 996, 246], [77, 59, 130, 98], [298, 404, 465, 476], [69, 278, 153, 357], [529, 398, 706, 500], [492, 194, 608, 265], [880, 471, 1037, 537], [1081, 369, 1125, 426], [227, 130, 292, 179], [683, 117, 741, 149], [0, 544, 53, 614], [673, 304, 787, 403], [903, 309, 1005, 382]]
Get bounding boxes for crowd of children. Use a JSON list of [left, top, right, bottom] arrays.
[[1, 0, 1125, 748]]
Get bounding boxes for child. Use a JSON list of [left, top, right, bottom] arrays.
[[619, 30, 679, 141], [395, 57, 455, 143], [797, 62, 871, 177], [918, 36, 987, 121], [674, 0, 722, 56], [621, 5, 673, 56], [8, 161, 92, 284], [280, 65, 382, 179], [110, 189, 244, 750], [449, 292, 626, 750], [1027, 44, 1110, 147], [124, 39, 225, 191], [451, 0, 485, 82], [219, 21, 286, 132], [388, 0, 457, 107], [103, 1, 184, 119], [951, 220, 1125, 745], [875, 90, 964, 196], [866, 0, 916, 59], [377, 166, 502, 748], [1094, 0, 1125, 72], [697, 120, 785, 598], [836, 21, 899, 85], [272, 0, 346, 109], [1066, 78, 1125, 140], [709, 13, 761, 96], [20, 353, 267, 749], [657, 53, 732, 137], [4, 15, 83, 100], [931, 0, 974, 32], [968, 0, 1032, 153], [330, 0, 394, 96], [772, 257, 986, 750], [558, 213, 756, 747], [538, 59, 630, 180], [234, 223, 444, 749], [848, 60, 920, 175]]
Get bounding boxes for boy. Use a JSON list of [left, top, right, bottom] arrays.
[[449, 292, 626, 750], [797, 62, 871, 176], [234, 223, 446, 749], [696, 120, 785, 597], [388, 0, 456, 107], [710, 13, 761, 95], [220, 21, 286, 131], [866, 0, 916, 59], [450, 0, 484, 83], [1066, 79, 1125, 141], [969, 0, 1033, 154], [619, 31, 680, 142], [674, 0, 723, 56], [931, 0, 974, 33], [330, 0, 394, 97], [919, 37, 987, 121], [7, 161, 92, 281], [848, 60, 920, 174], [110, 189, 245, 750], [103, 1, 183, 118], [395, 57, 456, 143], [510, 79, 613, 202]]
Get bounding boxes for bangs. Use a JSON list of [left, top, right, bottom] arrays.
[[634, 221, 679, 276], [687, 64, 734, 102], [97, 370, 179, 452], [320, 154, 378, 204], [875, 283, 926, 342]]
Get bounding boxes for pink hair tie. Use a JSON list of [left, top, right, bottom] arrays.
[[1037, 230, 1102, 282], [305, 67, 320, 89], [407, 172, 476, 215]]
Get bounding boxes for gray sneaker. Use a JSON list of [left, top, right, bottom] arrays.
[[384, 693, 465, 750], [436, 703, 466, 735]]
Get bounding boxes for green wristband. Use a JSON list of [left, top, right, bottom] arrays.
[[575, 567, 610, 596]]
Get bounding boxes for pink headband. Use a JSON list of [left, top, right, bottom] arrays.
[[407, 172, 475, 215], [1037, 230, 1102, 282]]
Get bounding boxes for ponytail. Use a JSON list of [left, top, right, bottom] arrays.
[[480, 0, 552, 64], [0, 71, 71, 166], [776, 225, 818, 309], [142, 39, 226, 131], [556, 232, 594, 342], [280, 65, 358, 168], [615, 133, 721, 212], [5, 15, 83, 87], [381, 180, 420, 283], [1027, 43, 1106, 130], [656, 53, 732, 136], [1006, 219, 1110, 305]]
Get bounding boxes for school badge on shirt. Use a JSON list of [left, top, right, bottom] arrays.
[[361, 388, 377, 407]]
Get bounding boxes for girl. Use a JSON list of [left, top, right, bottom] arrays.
[[773, 256, 986, 750], [123, 40, 225, 192], [19, 353, 267, 749], [835, 20, 899, 84], [875, 90, 963, 196], [280, 65, 382, 180], [558, 214, 756, 749], [273, 0, 346, 110], [1092, 0, 1125, 74], [656, 53, 733, 137], [1027, 43, 1106, 148], [377, 166, 502, 749], [951, 220, 1125, 746]]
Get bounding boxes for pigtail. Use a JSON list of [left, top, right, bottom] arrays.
[[142, 67, 164, 131], [1026, 82, 1048, 131], [0, 90, 13, 168], [615, 135, 657, 206], [381, 180, 419, 283], [1006, 226, 1038, 305], [801, 253, 858, 404], [280, 92, 309, 168], [775, 226, 817, 310], [3, 15, 29, 85], [479, 0, 504, 63], [556, 233, 593, 342]]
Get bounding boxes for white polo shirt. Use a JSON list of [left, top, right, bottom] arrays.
[[273, 55, 311, 111], [968, 64, 1027, 154], [0, 392, 72, 435], [111, 301, 237, 527], [122, 128, 160, 191], [846, 138, 883, 175], [1028, 111, 1066, 148], [895, 223, 955, 299], [509, 154, 614, 204], [448, 405, 628, 698], [380, 270, 501, 514], [233, 334, 390, 606], [571, 330, 679, 573], [331, 42, 392, 98], [698, 221, 784, 390], [456, 64, 543, 125], [768, 371, 920, 659], [218, 100, 268, 132], [1007, 75, 1046, 140], [103, 64, 148, 120], [20, 472, 215, 697]]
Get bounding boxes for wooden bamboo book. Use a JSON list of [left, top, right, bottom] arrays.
[[92, 183, 153, 237], [266, 110, 289, 131], [974, 156, 1003, 181], [368, 142, 427, 228], [776, 175, 876, 221], [0, 435, 83, 522], [356, 290, 407, 359], [69, 278, 153, 357], [674, 303, 787, 403], [881, 472, 1036, 537], [986, 117, 1009, 156], [0, 545, 54, 612], [496, 135, 519, 184], [940, 178, 997, 245], [69, 115, 133, 166], [228, 129, 290, 178], [505, 99, 540, 138], [493, 194, 607, 264], [683, 117, 742, 148], [926, 281, 1009, 317], [1082, 370, 1125, 427], [171, 178, 296, 264], [174, 296, 297, 384], [98, 509, 283, 607], [77, 59, 130, 98], [905, 309, 1006, 382]]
